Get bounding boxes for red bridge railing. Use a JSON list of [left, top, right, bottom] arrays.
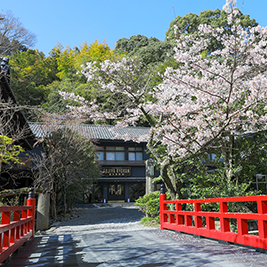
[[0, 188, 35, 263], [160, 190, 267, 250]]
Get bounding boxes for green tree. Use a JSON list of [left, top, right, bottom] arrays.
[[43, 41, 114, 113], [10, 49, 60, 106], [56, 46, 77, 80], [165, 8, 258, 52], [114, 35, 175, 65], [0, 135, 24, 181], [0, 135, 24, 164], [75, 41, 113, 69], [56, 40, 114, 81]]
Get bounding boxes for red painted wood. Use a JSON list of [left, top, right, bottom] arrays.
[[0, 198, 36, 263], [27, 198, 36, 238], [160, 193, 267, 250], [160, 194, 167, 230]]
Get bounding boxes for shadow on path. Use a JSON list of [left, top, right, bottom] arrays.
[[2, 234, 86, 267]]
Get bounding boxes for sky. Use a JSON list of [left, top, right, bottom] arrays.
[[1, 0, 267, 56]]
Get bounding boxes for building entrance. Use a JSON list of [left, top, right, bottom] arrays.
[[108, 183, 125, 201]]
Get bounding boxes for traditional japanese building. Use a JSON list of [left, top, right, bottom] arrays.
[[85, 125, 150, 203], [29, 123, 156, 202]]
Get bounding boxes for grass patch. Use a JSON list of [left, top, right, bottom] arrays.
[[140, 216, 160, 227]]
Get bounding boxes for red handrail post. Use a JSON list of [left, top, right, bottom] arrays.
[[220, 201, 230, 232], [21, 209, 27, 237], [194, 203, 202, 228], [237, 218, 248, 235], [159, 183, 167, 230], [207, 216, 215, 230], [257, 200, 267, 238], [185, 215, 193, 227], [10, 210, 19, 245], [26, 188, 35, 238], [1, 211, 10, 248], [176, 203, 183, 225], [13, 210, 20, 242]]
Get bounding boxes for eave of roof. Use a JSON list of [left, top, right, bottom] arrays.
[[29, 122, 150, 142]]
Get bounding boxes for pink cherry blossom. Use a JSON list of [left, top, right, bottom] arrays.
[[60, 0, 267, 165]]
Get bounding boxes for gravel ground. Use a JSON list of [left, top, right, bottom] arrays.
[[46, 203, 147, 237], [4, 203, 267, 266]]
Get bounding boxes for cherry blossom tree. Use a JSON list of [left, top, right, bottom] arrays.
[[61, 0, 267, 199]]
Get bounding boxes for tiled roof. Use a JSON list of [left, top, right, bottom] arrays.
[[29, 123, 150, 142]]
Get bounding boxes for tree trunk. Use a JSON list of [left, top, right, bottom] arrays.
[[171, 165, 185, 200], [63, 186, 67, 216], [161, 161, 177, 199], [147, 131, 178, 200], [176, 180, 184, 200], [226, 133, 235, 187], [51, 191, 57, 220]]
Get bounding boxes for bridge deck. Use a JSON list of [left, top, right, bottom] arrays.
[[2, 203, 267, 266]]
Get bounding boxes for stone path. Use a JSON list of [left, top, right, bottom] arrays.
[[2, 203, 267, 266]]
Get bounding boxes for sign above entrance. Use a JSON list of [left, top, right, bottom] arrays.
[[101, 167, 131, 177]]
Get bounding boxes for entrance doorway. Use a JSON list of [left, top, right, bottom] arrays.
[[108, 183, 125, 201]]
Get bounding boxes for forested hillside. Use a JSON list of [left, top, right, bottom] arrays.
[[5, 8, 258, 123]]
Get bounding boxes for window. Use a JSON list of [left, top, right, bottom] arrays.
[[105, 147, 125, 161], [106, 152, 114, 160], [95, 146, 104, 160], [116, 152, 125, 160], [97, 152, 104, 160], [128, 147, 143, 161], [106, 151, 125, 160], [96, 146, 145, 161], [96, 146, 104, 160]]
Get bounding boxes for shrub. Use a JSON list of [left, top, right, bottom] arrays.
[[135, 191, 171, 225]]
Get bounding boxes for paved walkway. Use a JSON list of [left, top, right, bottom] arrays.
[[2, 203, 267, 266]]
